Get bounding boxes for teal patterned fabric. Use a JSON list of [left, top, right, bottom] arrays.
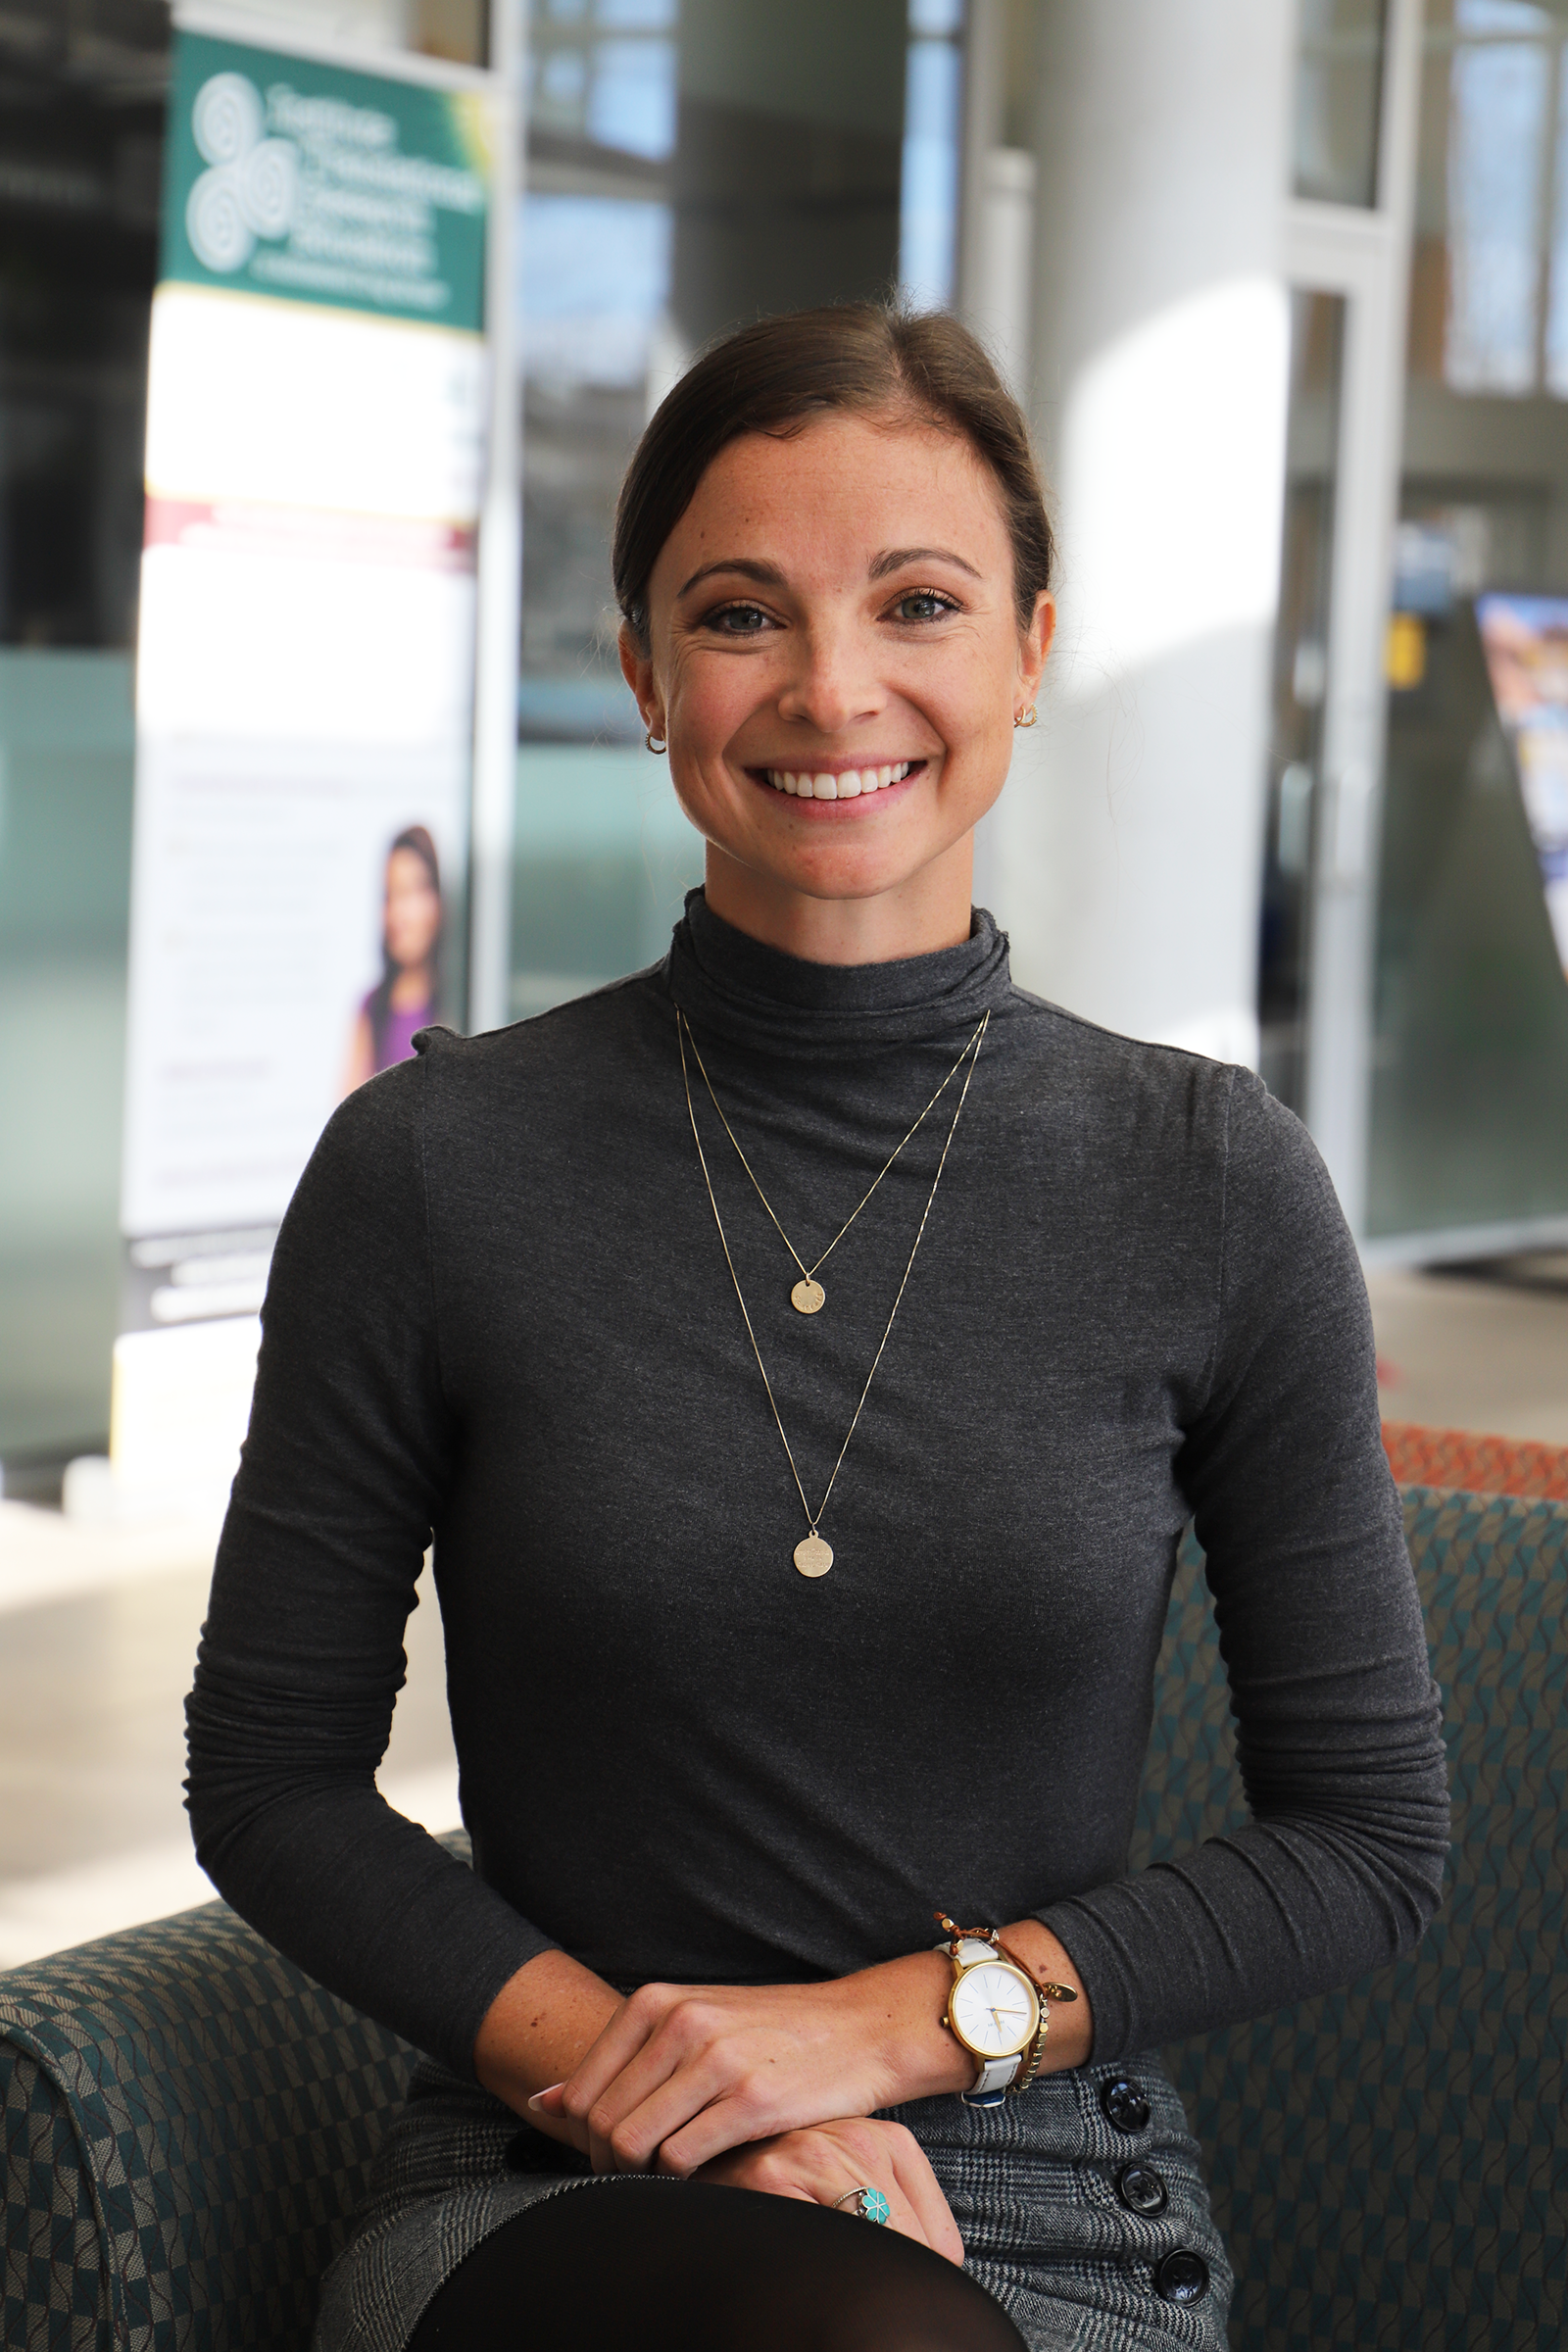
[[1135, 1488, 1567, 2350], [1, 1834, 470, 2352], [4, 1501, 1563, 2352]]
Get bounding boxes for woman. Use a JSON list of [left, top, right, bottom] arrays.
[[342, 824, 444, 1094], [187, 306, 1448, 2351]]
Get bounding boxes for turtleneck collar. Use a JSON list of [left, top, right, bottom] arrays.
[[664, 888, 1014, 1058]]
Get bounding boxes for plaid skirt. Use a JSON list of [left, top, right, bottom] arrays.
[[312, 2053, 1233, 2352]]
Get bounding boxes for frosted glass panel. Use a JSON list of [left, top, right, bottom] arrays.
[[510, 745, 705, 1018], [1295, 0, 1387, 207], [0, 653, 133, 1471]]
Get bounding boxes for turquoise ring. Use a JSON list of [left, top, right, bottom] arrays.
[[833, 2185, 892, 2225]]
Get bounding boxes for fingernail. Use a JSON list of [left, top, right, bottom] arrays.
[[526, 2083, 564, 2112]]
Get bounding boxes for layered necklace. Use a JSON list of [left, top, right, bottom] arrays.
[[677, 1006, 990, 1577]]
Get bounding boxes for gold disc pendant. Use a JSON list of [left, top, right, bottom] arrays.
[[794, 1532, 834, 1578], [791, 1277, 826, 1315]]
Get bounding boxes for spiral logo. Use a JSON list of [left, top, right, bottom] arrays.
[[192, 72, 264, 167], [188, 172, 255, 271], [185, 73, 298, 272], [240, 140, 298, 238]]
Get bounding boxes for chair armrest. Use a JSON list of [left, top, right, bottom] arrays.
[[1, 1830, 470, 2352]]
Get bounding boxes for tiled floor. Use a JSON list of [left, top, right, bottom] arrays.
[[1368, 1259, 1568, 1443], [0, 1503, 457, 1968], [2, 1259, 1566, 1971]]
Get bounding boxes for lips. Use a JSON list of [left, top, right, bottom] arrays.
[[760, 760, 917, 800]]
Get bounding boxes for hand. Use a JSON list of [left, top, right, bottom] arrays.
[[529, 1961, 972, 2178], [697, 2117, 964, 2264], [486, 1923, 1091, 2173]]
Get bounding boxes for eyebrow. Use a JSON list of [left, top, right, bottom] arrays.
[[869, 545, 983, 581], [676, 558, 787, 597], [675, 545, 982, 598]]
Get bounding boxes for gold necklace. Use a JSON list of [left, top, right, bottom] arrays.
[[677, 1007, 990, 1577], [678, 1011, 989, 1315]]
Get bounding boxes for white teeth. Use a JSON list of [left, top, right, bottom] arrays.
[[762, 760, 916, 796]]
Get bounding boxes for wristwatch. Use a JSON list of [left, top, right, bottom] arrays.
[[934, 1914, 1076, 2109]]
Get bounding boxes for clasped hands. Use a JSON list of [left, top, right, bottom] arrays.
[[477, 1927, 1089, 2266], [526, 1970, 966, 2259]]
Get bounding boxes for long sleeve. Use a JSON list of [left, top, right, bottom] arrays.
[[190, 906, 1451, 2070], [1038, 1070, 1450, 2058], [184, 1050, 552, 2077]]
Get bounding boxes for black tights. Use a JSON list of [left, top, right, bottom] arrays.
[[405, 2179, 1027, 2351]]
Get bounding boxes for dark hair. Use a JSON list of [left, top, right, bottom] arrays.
[[368, 823, 442, 1064], [612, 303, 1054, 650]]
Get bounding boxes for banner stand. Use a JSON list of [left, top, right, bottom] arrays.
[[75, 6, 511, 1525]]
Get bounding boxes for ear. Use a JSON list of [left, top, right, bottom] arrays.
[[1017, 592, 1055, 707], [618, 621, 661, 732]]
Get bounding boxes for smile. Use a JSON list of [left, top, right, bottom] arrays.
[[759, 760, 918, 800]]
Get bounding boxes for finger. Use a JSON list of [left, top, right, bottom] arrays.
[[585, 2043, 693, 2176], [557, 1988, 667, 2130], [885, 2133, 964, 2264], [801, 2122, 950, 2258], [588, 2024, 756, 2174], [829, 2174, 937, 2252], [522, 2081, 588, 2156], [520, 2087, 590, 2158], [709, 2132, 942, 2256], [650, 2083, 787, 2179], [555, 1993, 688, 2174]]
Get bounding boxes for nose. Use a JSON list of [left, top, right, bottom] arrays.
[[775, 616, 887, 737]]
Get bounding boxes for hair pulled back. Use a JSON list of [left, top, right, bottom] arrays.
[[612, 303, 1054, 651]]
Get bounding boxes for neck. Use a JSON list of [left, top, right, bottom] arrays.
[[702, 836, 977, 966], [389, 962, 431, 1010]]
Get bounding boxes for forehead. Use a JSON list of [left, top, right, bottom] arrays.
[[658, 411, 1010, 579]]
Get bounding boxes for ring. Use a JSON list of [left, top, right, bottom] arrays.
[[832, 2186, 892, 2224]]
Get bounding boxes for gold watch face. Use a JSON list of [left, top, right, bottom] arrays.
[[949, 1960, 1039, 2060]]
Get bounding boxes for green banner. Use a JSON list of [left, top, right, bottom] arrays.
[[163, 29, 489, 331]]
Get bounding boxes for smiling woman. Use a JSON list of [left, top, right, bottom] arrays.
[[185, 303, 1448, 2352], [612, 308, 1053, 967]]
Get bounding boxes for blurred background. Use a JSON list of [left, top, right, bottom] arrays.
[[7, 0, 1568, 1962]]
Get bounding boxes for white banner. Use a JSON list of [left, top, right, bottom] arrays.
[[112, 24, 495, 1508]]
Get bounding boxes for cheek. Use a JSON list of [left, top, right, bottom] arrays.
[[669, 646, 742, 705]]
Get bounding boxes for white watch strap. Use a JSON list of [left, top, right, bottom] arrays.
[[969, 2049, 1024, 2096], [951, 1936, 997, 1967]]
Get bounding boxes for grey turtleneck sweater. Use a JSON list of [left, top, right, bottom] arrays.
[[185, 895, 1447, 2080]]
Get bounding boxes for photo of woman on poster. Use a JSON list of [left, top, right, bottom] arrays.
[[342, 824, 443, 1093]]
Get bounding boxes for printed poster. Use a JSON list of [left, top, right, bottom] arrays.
[[117, 24, 494, 1498], [1477, 593, 1568, 975]]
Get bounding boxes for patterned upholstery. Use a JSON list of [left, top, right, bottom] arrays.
[[0, 1834, 469, 2352], [5, 1499, 1563, 2351], [1134, 1489, 1567, 2350], [1383, 1418, 1568, 1500]]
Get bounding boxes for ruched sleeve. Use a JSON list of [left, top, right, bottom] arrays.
[[184, 1047, 554, 2077], [1038, 1070, 1449, 2058]]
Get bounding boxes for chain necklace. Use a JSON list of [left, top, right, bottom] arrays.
[[677, 1007, 990, 1577], [678, 1011, 989, 1316]]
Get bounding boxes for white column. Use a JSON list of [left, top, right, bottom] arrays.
[[956, 0, 1034, 398], [989, 0, 1296, 1067], [467, 0, 523, 1036]]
